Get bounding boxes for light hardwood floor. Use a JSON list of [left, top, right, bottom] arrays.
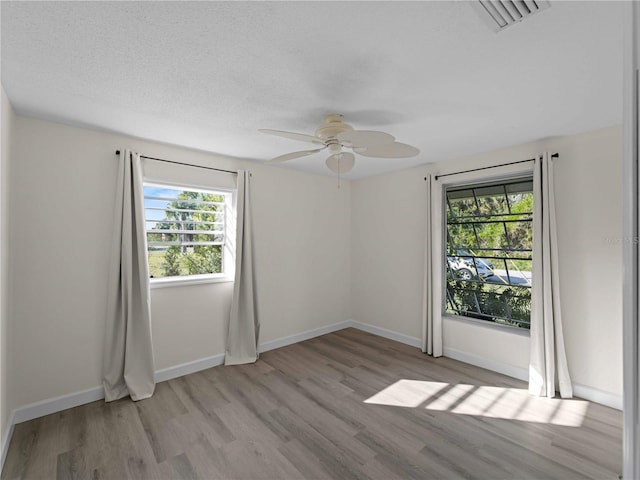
[[2, 328, 622, 479]]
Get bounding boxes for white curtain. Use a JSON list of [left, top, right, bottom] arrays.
[[103, 149, 155, 402], [529, 152, 572, 398], [225, 170, 259, 365], [422, 174, 443, 356]]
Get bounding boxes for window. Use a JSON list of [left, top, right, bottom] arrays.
[[143, 183, 234, 282], [445, 178, 533, 329]]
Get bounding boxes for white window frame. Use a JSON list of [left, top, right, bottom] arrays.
[[433, 162, 535, 335], [444, 177, 534, 330], [143, 180, 236, 288]]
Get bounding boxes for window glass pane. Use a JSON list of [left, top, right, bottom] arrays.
[[507, 190, 533, 214], [444, 177, 533, 329], [147, 232, 180, 243], [447, 189, 478, 218], [506, 181, 533, 194], [473, 221, 509, 249], [447, 223, 478, 249], [148, 245, 223, 278], [505, 220, 533, 251], [143, 184, 229, 278], [474, 185, 509, 216]]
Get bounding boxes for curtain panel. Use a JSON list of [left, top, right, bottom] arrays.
[[422, 174, 443, 356], [103, 149, 156, 402], [528, 152, 572, 398], [225, 170, 260, 365]]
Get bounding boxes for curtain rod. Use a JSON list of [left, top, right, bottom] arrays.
[[115, 150, 237, 175], [432, 153, 559, 181]]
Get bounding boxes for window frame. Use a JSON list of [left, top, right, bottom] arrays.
[[143, 180, 236, 288], [434, 164, 535, 335], [443, 177, 534, 330]]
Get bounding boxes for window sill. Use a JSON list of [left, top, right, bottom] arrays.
[[443, 314, 531, 337], [150, 275, 234, 289]]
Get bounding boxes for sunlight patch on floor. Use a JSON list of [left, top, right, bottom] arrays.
[[364, 379, 449, 408], [364, 379, 589, 427]]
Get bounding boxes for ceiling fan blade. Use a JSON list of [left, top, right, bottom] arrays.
[[266, 148, 325, 164], [337, 130, 395, 148], [354, 142, 420, 158], [325, 152, 356, 174], [259, 129, 325, 145]]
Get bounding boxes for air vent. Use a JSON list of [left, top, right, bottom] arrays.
[[477, 0, 551, 32]]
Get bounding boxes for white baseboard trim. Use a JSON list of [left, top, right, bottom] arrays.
[[154, 353, 225, 384], [443, 346, 529, 382], [573, 383, 622, 410], [349, 320, 422, 348], [12, 385, 105, 425], [157, 321, 353, 382], [443, 346, 623, 410], [259, 320, 353, 353], [349, 322, 624, 410], [1, 411, 15, 471], [6, 320, 354, 429], [11, 353, 230, 427]]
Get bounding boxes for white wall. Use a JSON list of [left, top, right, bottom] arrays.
[[352, 125, 623, 398], [5, 114, 623, 416], [8, 115, 351, 411], [0, 87, 15, 455]]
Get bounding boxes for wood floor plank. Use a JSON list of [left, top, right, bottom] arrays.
[[162, 453, 198, 480], [19, 414, 66, 479], [179, 434, 226, 480], [216, 439, 302, 480], [204, 365, 282, 415], [213, 400, 283, 447], [134, 384, 191, 464], [268, 407, 371, 480], [276, 439, 335, 480], [2, 420, 40, 480], [2, 328, 623, 480]]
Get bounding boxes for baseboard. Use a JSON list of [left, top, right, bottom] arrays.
[[154, 353, 226, 383], [7, 320, 353, 429], [12, 385, 105, 425], [10, 353, 228, 428], [259, 320, 353, 353], [443, 346, 529, 382], [158, 321, 353, 380], [573, 383, 622, 410], [348, 324, 623, 410], [349, 320, 422, 348], [1, 411, 15, 471], [443, 346, 622, 410]]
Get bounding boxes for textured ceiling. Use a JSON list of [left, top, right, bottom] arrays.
[[1, 1, 624, 179]]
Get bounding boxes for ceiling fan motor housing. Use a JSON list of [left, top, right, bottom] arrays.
[[315, 113, 354, 141]]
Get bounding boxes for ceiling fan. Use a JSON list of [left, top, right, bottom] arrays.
[[259, 113, 420, 174]]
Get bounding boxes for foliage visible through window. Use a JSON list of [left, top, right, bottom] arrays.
[[445, 179, 533, 328], [144, 184, 231, 279]]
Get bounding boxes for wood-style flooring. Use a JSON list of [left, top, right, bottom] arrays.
[[2, 328, 622, 479]]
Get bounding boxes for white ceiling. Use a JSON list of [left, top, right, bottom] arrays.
[[1, 1, 624, 179]]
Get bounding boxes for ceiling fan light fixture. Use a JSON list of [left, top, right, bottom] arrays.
[[328, 142, 342, 153], [326, 152, 355, 174]]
